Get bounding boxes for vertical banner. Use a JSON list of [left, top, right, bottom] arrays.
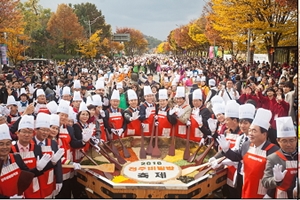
[[0, 44, 7, 65], [214, 46, 218, 57], [209, 46, 214, 58]]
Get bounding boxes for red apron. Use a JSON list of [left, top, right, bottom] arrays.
[[8, 114, 20, 127], [190, 114, 202, 142], [98, 118, 107, 141], [38, 139, 55, 198], [275, 151, 297, 198], [0, 154, 21, 197], [242, 143, 275, 198], [108, 108, 124, 140], [157, 108, 172, 137], [124, 108, 141, 137], [174, 105, 188, 139], [58, 126, 74, 181], [11, 141, 40, 198], [142, 103, 156, 137]]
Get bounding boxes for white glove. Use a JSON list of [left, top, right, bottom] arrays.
[[10, 194, 23, 199], [199, 137, 205, 146], [103, 98, 109, 106], [273, 164, 287, 182], [100, 110, 105, 118], [154, 121, 159, 126], [28, 84, 35, 94], [117, 128, 124, 136], [221, 158, 237, 167], [169, 108, 176, 115], [186, 120, 191, 126], [88, 123, 95, 131], [154, 115, 158, 120], [54, 183, 63, 196], [263, 194, 272, 198], [111, 128, 117, 134], [177, 109, 184, 118], [36, 154, 52, 171], [55, 85, 61, 97], [141, 123, 146, 129], [73, 162, 81, 170], [82, 129, 93, 143], [51, 148, 65, 164], [130, 111, 140, 121], [192, 108, 199, 115], [216, 135, 230, 153], [207, 118, 218, 133], [208, 157, 221, 169]]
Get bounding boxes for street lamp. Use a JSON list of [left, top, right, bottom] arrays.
[[85, 16, 102, 38]]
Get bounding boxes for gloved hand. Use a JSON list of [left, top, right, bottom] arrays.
[[169, 108, 176, 115], [130, 111, 140, 121], [154, 115, 158, 120], [192, 108, 199, 116], [263, 194, 272, 198], [207, 118, 218, 133], [111, 128, 117, 134], [53, 183, 63, 196], [273, 164, 287, 182], [82, 129, 93, 143], [221, 158, 237, 167], [199, 137, 205, 146], [154, 121, 159, 126], [28, 84, 35, 94], [36, 154, 52, 171], [216, 135, 230, 153], [100, 110, 105, 118], [51, 148, 65, 164], [103, 98, 109, 106], [55, 85, 61, 97], [117, 128, 124, 136], [208, 157, 221, 169], [141, 123, 146, 129], [73, 162, 81, 170], [177, 109, 184, 118], [186, 120, 191, 126], [10, 194, 23, 199]]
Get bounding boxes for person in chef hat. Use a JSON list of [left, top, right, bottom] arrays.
[[73, 80, 81, 92], [6, 95, 21, 127], [71, 91, 83, 113], [33, 88, 48, 114], [123, 89, 141, 137], [139, 85, 156, 137], [33, 112, 64, 198], [115, 82, 128, 110], [204, 79, 219, 113], [90, 94, 107, 142], [262, 116, 298, 199], [17, 88, 30, 114], [94, 80, 110, 110], [218, 108, 280, 198], [0, 123, 47, 198], [103, 89, 126, 140], [55, 99, 91, 199], [169, 86, 191, 139], [49, 114, 60, 141], [61, 86, 72, 102]]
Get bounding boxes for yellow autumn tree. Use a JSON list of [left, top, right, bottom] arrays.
[[156, 42, 171, 54], [77, 30, 101, 58]]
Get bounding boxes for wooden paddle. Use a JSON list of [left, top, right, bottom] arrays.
[[101, 140, 127, 165], [168, 125, 175, 156], [146, 122, 155, 155], [194, 156, 226, 179], [181, 156, 225, 176], [106, 128, 120, 157], [62, 163, 115, 173], [183, 125, 191, 160], [187, 143, 203, 163], [139, 124, 147, 159], [151, 125, 161, 158], [110, 123, 131, 158], [195, 139, 215, 165], [17, 170, 35, 195], [80, 149, 113, 180]]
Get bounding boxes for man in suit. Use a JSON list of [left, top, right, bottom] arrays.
[[262, 116, 298, 198]]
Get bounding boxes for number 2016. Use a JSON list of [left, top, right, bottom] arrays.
[[141, 161, 162, 165]]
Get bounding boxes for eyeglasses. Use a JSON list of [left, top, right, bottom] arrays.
[[20, 130, 33, 135]]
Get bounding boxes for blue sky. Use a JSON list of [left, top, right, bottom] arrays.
[[37, 0, 205, 41]]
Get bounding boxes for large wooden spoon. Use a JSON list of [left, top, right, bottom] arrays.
[[139, 124, 147, 159], [17, 170, 35, 195], [195, 138, 215, 165], [168, 125, 175, 156], [187, 143, 203, 163], [106, 128, 120, 157], [101, 141, 127, 164], [151, 125, 161, 158], [183, 125, 191, 160], [194, 156, 226, 179], [146, 122, 155, 155], [110, 123, 131, 158], [62, 163, 115, 173]]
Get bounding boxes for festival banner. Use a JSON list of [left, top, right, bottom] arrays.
[[0, 44, 7, 65]]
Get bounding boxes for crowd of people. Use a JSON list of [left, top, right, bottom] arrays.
[[0, 55, 298, 199]]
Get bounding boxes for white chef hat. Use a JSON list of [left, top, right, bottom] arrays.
[[208, 79, 216, 86], [50, 114, 60, 127], [62, 87, 71, 96], [276, 116, 296, 138], [144, 86, 153, 96], [46, 101, 58, 114], [198, 70, 203, 74], [35, 113, 50, 129], [200, 76, 206, 82], [92, 94, 102, 106], [7, 96, 17, 106], [251, 108, 272, 130], [175, 86, 185, 98], [20, 88, 27, 95], [73, 91, 82, 101], [127, 89, 138, 101], [225, 100, 240, 118], [79, 101, 88, 112], [239, 104, 255, 120], [0, 124, 11, 140], [159, 89, 168, 100], [192, 89, 203, 100], [116, 82, 123, 89], [18, 115, 34, 131], [98, 69, 104, 74], [73, 80, 81, 89], [86, 96, 93, 106], [211, 95, 224, 106], [195, 76, 201, 82], [68, 106, 77, 122], [57, 100, 70, 114], [96, 80, 105, 90], [212, 103, 225, 115], [36, 89, 45, 97], [111, 89, 120, 100], [171, 79, 177, 86]]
